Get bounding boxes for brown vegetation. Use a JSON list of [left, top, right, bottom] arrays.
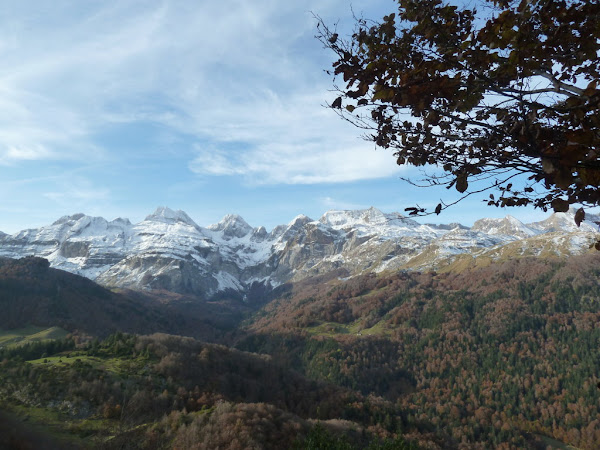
[[240, 252, 600, 447]]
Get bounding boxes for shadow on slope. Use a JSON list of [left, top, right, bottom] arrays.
[[0, 257, 252, 341]]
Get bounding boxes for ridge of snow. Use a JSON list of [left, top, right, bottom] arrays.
[[472, 215, 539, 238], [528, 210, 600, 233], [320, 207, 443, 240], [320, 207, 388, 228], [111, 217, 132, 226], [52, 213, 87, 226], [288, 214, 313, 227], [144, 206, 199, 227]]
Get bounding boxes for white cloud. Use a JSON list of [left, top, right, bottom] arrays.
[[0, 0, 399, 182], [190, 138, 402, 185], [189, 146, 245, 176], [0, 144, 51, 164], [186, 87, 404, 184]]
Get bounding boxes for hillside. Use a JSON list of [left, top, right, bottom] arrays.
[[0, 333, 427, 449], [2, 251, 600, 447], [0, 256, 251, 341], [236, 252, 600, 447]]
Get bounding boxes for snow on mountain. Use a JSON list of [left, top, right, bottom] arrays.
[[319, 207, 444, 243], [320, 207, 418, 231], [251, 226, 268, 242], [207, 214, 254, 240], [131, 208, 208, 256], [144, 206, 199, 227], [0, 213, 132, 279], [275, 215, 314, 241], [471, 215, 540, 239], [0, 206, 597, 299], [529, 207, 600, 233], [320, 207, 389, 228]]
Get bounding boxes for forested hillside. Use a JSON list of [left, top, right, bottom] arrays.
[[0, 333, 424, 449], [238, 253, 600, 447], [2, 253, 600, 448], [0, 256, 252, 341]]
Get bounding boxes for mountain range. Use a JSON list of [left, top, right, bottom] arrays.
[[1, 206, 598, 300]]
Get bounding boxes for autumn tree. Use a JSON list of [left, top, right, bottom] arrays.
[[318, 0, 600, 223]]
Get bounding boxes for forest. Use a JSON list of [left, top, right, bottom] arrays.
[[0, 332, 420, 449], [238, 253, 600, 448], [1, 253, 600, 448]]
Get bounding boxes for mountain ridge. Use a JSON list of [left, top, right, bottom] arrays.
[[0, 206, 598, 300]]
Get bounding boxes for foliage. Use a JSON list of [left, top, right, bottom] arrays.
[[0, 335, 74, 360], [5, 253, 600, 447], [297, 423, 419, 450], [318, 0, 600, 218], [170, 402, 309, 450], [0, 332, 420, 449], [299, 423, 356, 450]]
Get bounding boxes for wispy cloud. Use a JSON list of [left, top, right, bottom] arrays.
[[0, 0, 413, 232], [189, 145, 246, 177], [0, 0, 399, 182], [190, 141, 400, 185]]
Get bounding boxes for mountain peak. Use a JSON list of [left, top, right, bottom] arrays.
[[144, 207, 198, 226], [208, 214, 253, 239], [2, 206, 598, 300], [52, 213, 88, 226], [288, 214, 313, 227], [320, 207, 387, 228], [111, 217, 132, 227], [472, 215, 538, 238], [529, 210, 599, 233]]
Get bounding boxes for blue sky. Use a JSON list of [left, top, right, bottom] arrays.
[[0, 0, 555, 233]]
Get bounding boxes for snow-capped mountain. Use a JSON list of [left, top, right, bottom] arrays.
[[471, 215, 540, 239], [0, 206, 597, 300]]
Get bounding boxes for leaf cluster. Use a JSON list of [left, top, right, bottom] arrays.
[[318, 0, 600, 219]]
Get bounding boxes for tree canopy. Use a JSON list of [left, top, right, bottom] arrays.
[[318, 0, 600, 223]]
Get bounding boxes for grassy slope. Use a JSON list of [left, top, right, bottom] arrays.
[[305, 319, 391, 338], [0, 325, 69, 348], [0, 347, 156, 448]]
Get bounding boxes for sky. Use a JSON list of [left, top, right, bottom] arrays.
[[0, 0, 557, 234]]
